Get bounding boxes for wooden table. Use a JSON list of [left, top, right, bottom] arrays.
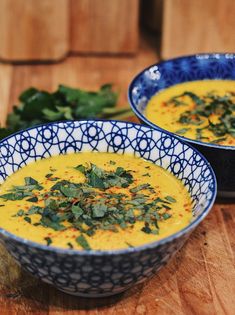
[[0, 36, 234, 315]]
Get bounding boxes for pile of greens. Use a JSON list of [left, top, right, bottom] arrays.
[[0, 162, 175, 250], [0, 84, 132, 140], [168, 91, 235, 143]]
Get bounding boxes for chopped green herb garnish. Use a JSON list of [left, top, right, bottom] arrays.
[[67, 242, 74, 249], [25, 177, 38, 186], [210, 137, 227, 144], [175, 128, 191, 135], [26, 196, 38, 203], [141, 223, 152, 234], [44, 237, 52, 246], [0, 192, 32, 201], [24, 217, 31, 224], [6, 162, 178, 247], [165, 196, 176, 203], [125, 242, 134, 248], [76, 234, 91, 250], [162, 213, 172, 220], [74, 164, 86, 174], [167, 90, 235, 142], [15, 209, 25, 217], [143, 173, 150, 177]]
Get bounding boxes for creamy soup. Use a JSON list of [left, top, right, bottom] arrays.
[[0, 152, 192, 250], [145, 80, 235, 146]]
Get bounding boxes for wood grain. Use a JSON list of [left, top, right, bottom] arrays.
[[70, 0, 139, 54], [0, 0, 69, 62], [161, 0, 235, 59], [0, 36, 234, 314]]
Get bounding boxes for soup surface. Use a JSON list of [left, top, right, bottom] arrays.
[[0, 152, 192, 250], [145, 80, 235, 146]]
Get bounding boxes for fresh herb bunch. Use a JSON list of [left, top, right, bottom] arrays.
[[168, 90, 235, 143], [0, 84, 132, 140], [0, 162, 175, 250]]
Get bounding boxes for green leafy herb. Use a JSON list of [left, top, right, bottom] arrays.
[[28, 206, 43, 215], [165, 196, 176, 203], [25, 177, 38, 186], [26, 196, 38, 203], [44, 237, 52, 246], [24, 217, 31, 224], [168, 90, 235, 142], [15, 209, 25, 217], [141, 223, 152, 234], [125, 242, 134, 248], [74, 164, 86, 174], [8, 162, 177, 247], [210, 137, 227, 144], [76, 234, 91, 250], [0, 192, 32, 201], [175, 128, 191, 135], [71, 205, 83, 219], [143, 173, 150, 177], [92, 203, 108, 218], [0, 84, 133, 140], [67, 242, 74, 249], [162, 213, 172, 220]]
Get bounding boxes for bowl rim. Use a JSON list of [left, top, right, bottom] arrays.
[[0, 119, 217, 256], [128, 52, 235, 151]]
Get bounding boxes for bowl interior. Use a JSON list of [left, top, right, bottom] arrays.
[[0, 120, 216, 228], [128, 53, 235, 149]]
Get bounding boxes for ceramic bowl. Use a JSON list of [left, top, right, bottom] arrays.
[[128, 53, 235, 198], [0, 120, 216, 297]]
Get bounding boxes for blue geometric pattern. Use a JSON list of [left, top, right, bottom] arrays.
[[0, 120, 216, 297], [128, 53, 235, 195]]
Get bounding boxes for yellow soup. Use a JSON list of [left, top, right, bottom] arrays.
[[145, 80, 235, 146], [0, 152, 192, 250]]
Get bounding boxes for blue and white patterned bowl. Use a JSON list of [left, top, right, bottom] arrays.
[[0, 120, 216, 297], [128, 53, 235, 198]]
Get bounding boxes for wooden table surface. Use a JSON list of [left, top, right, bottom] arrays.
[[0, 37, 234, 315]]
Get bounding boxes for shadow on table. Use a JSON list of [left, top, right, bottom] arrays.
[[0, 221, 210, 311], [17, 275, 144, 311]]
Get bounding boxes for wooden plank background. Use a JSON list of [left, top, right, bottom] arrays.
[[0, 36, 234, 314], [0, 0, 139, 61], [162, 0, 235, 59], [0, 0, 69, 61], [70, 0, 139, 54]]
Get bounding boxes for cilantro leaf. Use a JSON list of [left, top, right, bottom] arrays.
[[76, 234, 91, 250], [44, 237, 52, 246]]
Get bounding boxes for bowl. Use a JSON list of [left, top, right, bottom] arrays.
[[128, 53, 235, 198], [0, 120, 216, 297]]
